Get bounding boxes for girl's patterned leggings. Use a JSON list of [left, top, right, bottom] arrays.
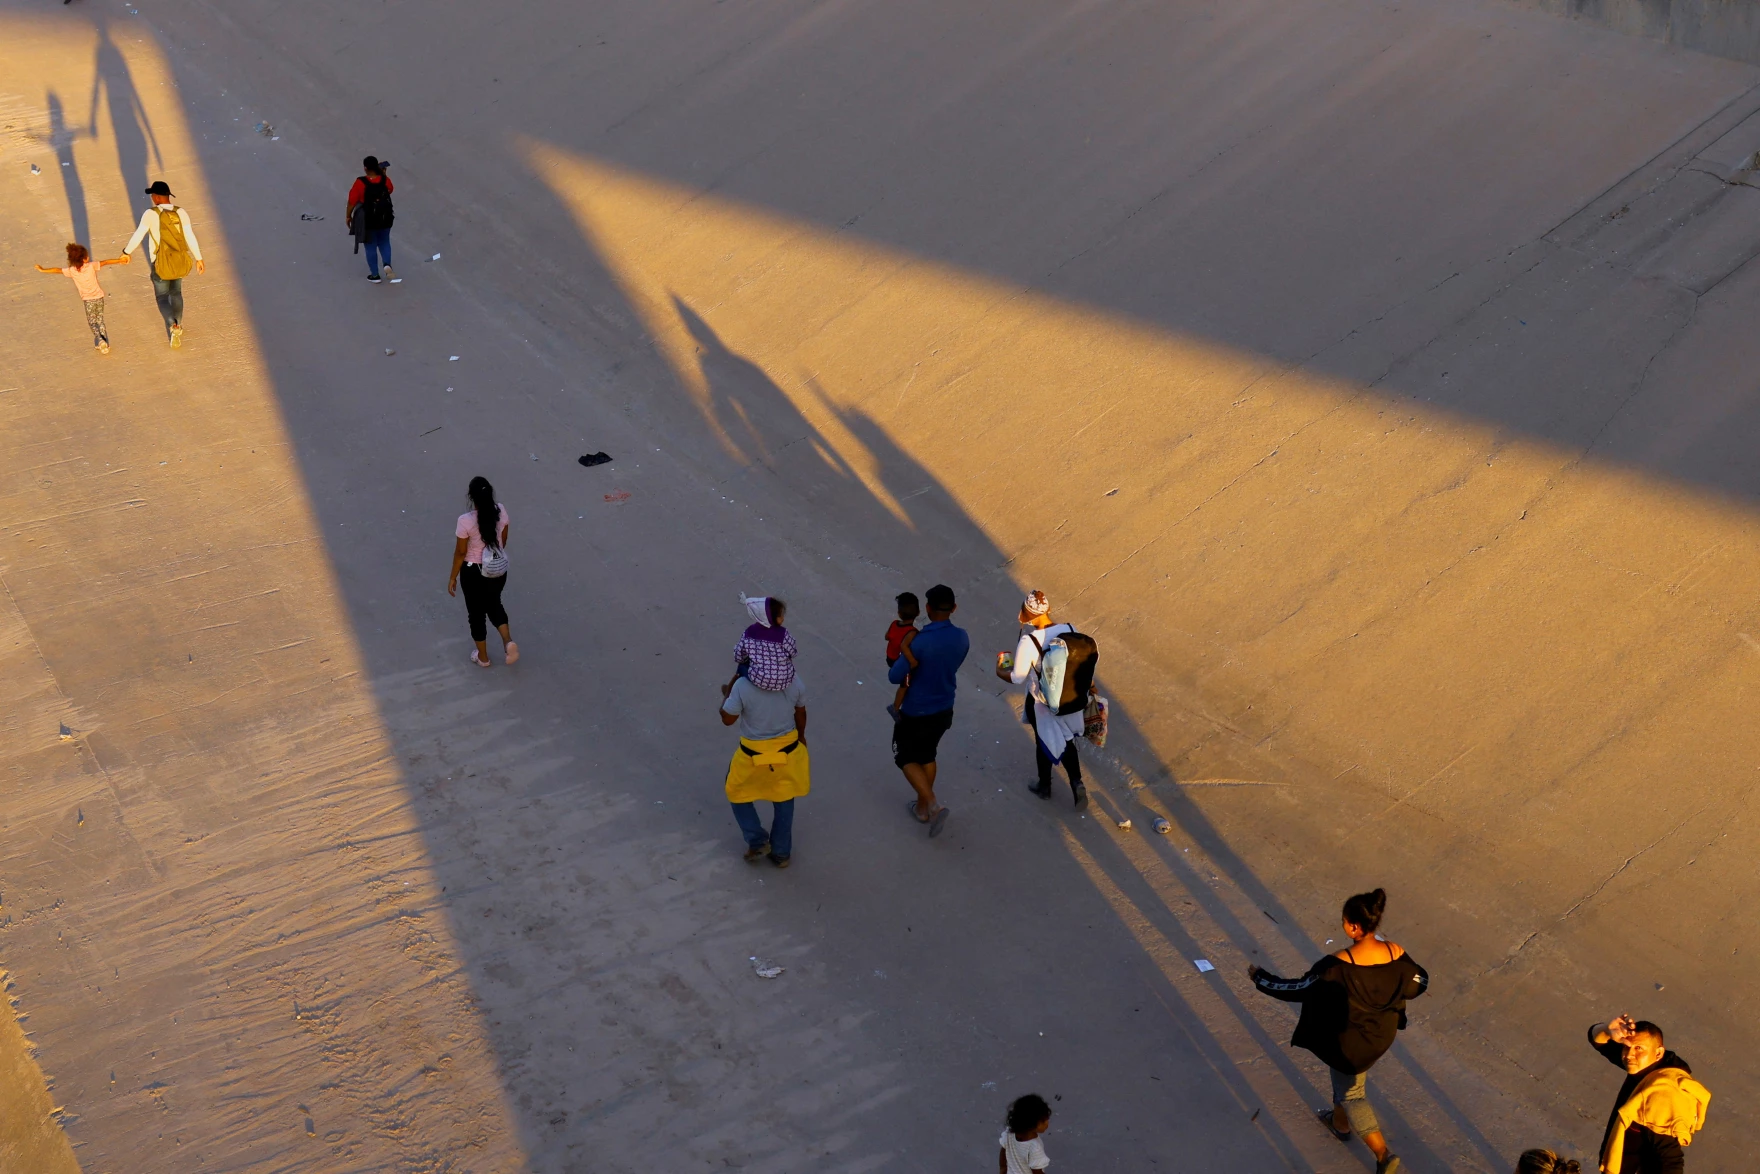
[[83, 297, 108, 345]]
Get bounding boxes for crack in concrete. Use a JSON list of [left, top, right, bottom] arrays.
[[1559, 807, 1706, 922]]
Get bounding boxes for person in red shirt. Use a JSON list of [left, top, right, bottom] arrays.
[[884, 591, 919, 721], [345, 156, 397, 282]]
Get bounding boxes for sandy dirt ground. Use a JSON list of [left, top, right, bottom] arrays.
[[3, 0, 1760, 1170]]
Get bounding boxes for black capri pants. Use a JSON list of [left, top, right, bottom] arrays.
[[459, 563, 509, 641]]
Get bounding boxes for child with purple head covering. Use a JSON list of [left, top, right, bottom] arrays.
[[735, 594, 797, 691]]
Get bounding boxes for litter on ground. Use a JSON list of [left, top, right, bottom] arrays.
[[750, 957, 784, 979]]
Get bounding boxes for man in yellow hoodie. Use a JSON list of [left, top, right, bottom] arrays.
[[1588, 1016, 1710, 1173]]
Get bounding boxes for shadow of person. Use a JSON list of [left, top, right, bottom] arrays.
[[89, 21, 162, 214], [46, 91, 90, 249], [662, 302, 1490, 1168]]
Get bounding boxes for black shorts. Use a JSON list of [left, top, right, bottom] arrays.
[[893, 708, 954, 768]]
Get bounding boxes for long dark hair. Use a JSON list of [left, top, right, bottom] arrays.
[[468, 476, 499, 551], [1515, 1150, 1580, 1174], [1343, 888, 1386, 934], [65, 242, 90, 268]]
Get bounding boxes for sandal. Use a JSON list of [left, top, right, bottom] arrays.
[[470, 650, 491, 668], [504, 641, 520, 665], [906, 799, 930, 824], [1317, 1109, 1350, 1141], [928, 806, 950, 838]]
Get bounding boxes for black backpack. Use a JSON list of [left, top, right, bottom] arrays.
[[359, 176, 394, 231], [1030, 628, 1100, 716]]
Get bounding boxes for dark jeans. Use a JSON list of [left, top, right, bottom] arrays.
[[150, 273, 183, 330], [459, 563, 508, 641], [365, 227, 392, 275], [732, 799, 794, 858], [1025, 701, 1082, 790]]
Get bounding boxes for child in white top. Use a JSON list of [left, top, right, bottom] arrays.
[[999, 1093, 1052, 1174]]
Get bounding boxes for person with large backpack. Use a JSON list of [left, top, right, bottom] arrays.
[[120, 180, 204, 347], [346, 156, 397, 283], [996, 590, 1097, 808]]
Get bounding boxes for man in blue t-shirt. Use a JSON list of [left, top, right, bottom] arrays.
[[887, 583, 969, 837]]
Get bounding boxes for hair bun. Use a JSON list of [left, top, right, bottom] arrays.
[[1342, 888, 1388, 934]]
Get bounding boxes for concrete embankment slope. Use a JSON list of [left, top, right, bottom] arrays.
[[1510, 0, 1760, 66], [6, 0, 1760, 1169]]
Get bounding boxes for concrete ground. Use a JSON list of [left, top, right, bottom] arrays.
[[3, 0, 1759, 1170]]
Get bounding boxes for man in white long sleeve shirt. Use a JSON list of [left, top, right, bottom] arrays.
[[121, 180, 205, 347], [994, 589, 1089, 807]]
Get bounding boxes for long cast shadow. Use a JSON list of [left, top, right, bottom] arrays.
[[89, 21, 160, 216], [45, 91, 89, 249]]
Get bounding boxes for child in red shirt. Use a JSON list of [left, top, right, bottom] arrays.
[[885, 592, 919, 721]]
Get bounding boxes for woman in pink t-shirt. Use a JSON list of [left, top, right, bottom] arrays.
[[446, 475, 518, 668], [35, 242, 129, 354]]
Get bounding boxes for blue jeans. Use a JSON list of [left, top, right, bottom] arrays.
[[731, 798, 794, 859], [149, 273, 183, 330], [364, 227, 392, 276]]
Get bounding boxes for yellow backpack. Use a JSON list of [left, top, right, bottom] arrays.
[[153, 206, 194, 280]]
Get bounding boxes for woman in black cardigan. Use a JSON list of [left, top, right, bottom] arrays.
[[1248, 888, 1428, 1174]]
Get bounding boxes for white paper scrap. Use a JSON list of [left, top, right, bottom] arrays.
[[1193, 959, 1216, 973]]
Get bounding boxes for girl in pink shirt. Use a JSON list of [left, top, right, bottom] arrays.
[[35, 243, 128, 354], [446, 475, 518, 668]]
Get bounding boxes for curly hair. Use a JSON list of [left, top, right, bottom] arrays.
[[1005, 1093, 1050, 1135]]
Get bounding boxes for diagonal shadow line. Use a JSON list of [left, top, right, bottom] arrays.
[[1058, 827, 1318, 1172], [1073, 776, 1465, 1172], [1095, 722, 1509, 1170]]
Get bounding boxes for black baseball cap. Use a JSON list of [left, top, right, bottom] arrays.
[[144, 181, 173, 196]]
